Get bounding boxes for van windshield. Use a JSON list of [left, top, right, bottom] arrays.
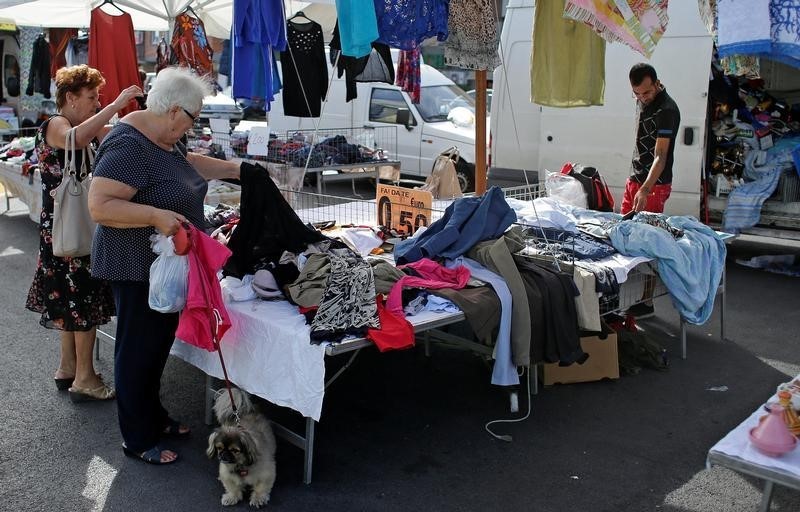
[[416, 85, 476, 122]]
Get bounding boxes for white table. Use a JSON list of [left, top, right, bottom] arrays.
[[707, 375, 800, 511], [298, 160, 401, 196], [0, 160, 40, 223]]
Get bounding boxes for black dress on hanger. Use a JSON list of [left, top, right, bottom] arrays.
[[329, 22, 394, 103], [26, 33, 51, 98], [280, 18, 328, 118]]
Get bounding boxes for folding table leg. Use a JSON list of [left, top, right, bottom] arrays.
[[680, 317, 687, 360], [759, 480, 774, 512], [720, 265, 727, 342], [303, 417, 315, 485]]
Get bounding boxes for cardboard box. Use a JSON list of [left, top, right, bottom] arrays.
[[540, 332, 619, 385]]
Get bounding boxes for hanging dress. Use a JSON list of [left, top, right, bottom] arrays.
[[232, 0, 287, 108], [88, 7, 140, 116], [280, 20, 328, 117], [396, 48, 421, 104], [445, 0, 501, 71], [25, 34, 51, 98], [49, 28, 78, 78], [169, 11, 214, 77], [334, 0, 379, 57], [373, 0, 449, 50], [330, 22, 394, 102], [531, 0, 606, 107]]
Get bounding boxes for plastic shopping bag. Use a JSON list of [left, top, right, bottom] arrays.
[[148, 234, 189, 313], [545, 171, 588, 208]]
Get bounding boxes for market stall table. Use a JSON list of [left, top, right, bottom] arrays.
[[170, 301, 467, 484], [707, 374, 800, 511], [0, 161, 40, 222]]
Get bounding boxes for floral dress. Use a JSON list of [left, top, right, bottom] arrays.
[[25, 116, 115, 331]]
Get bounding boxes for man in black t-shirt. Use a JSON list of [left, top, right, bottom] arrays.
[[622, 63, 681, 215], [623, 64, 681, 319]]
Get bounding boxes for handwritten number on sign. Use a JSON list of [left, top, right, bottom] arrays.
[[414, 213, 428, 232], [378, 196, 392, 228], [376, 196, 429, 236], [376, 185, 432, 236]]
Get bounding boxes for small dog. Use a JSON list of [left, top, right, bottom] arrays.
[[207, 388, 277, 508]]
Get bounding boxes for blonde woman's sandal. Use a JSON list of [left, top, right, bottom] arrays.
[[68, 382, 116, 403]]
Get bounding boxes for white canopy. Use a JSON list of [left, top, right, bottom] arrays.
[[0, 0, 337, 39]]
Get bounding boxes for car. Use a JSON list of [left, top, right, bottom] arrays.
[[465, 88, 493, 113], [143, 72, 156, 93]]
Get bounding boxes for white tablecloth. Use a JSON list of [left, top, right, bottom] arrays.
[[0, 161, 40, 223], [170, 298, 465, 421], [709, 384, 800, 477], [171, 299, 326, 420]]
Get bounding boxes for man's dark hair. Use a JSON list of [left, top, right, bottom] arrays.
[[629, 63, 658, 86]]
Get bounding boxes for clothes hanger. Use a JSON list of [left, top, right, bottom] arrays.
[[99, 0, 126, 15], [288, 10, 313, 24]]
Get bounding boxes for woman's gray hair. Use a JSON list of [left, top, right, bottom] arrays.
[[146, 66, 212, 115]]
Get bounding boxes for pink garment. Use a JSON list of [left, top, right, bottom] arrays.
[[563, 0, 669, 58], [176, 225, 233, 351], [385, 258, 470, 316]]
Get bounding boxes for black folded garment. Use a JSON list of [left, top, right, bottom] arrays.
[[223, 162, 327, 278]]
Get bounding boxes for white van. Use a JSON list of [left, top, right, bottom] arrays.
[[0, 19, 23, 133], [490, 0, 800, 240], [267, 56, 481, 191]]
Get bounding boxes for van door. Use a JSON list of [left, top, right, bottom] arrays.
[[535, 6, 712, 217], [490, 4, 542, 176], [365, 87, 422, 174]]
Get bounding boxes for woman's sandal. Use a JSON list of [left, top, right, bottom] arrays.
[[68, 381, 116, 403], [54, 368, 78, 391], [122, 443, 178, 465], [161, 418, 191, 437], [54, 377, 74, 391]]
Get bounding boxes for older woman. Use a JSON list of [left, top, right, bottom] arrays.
[[89, 67, 240, 465], [26, 65, 141, 402]]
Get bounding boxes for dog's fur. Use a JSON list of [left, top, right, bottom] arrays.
[[207, 388, 276, 508]]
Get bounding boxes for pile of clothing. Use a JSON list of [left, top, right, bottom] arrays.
[[707, 61, 800, 233]]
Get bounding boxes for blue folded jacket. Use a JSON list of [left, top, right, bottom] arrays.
[[395, 186, 517, 264]]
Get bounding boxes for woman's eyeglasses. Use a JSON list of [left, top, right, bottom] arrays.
[[182, 108, 197, 122]]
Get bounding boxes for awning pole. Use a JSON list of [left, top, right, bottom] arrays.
[[474, 69, 487, 196]]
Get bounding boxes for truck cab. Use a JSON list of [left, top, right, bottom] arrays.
[[266, 52, 482, 191]]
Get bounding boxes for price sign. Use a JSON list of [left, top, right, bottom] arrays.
[[376, 184, 433, 236], [246, 125, 270, 156]]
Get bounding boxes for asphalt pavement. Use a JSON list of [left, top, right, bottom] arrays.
[[1, 184, 800, 512]]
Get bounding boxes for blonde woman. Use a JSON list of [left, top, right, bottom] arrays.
[[26, 65, 141, 403]]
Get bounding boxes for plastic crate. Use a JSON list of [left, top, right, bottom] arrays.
[[776, 171, 800, 203]]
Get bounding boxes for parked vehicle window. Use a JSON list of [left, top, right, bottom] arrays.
[[4, 54, 19, 97], [369, 88, 416, 125], [416, 84, 475, 122]]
